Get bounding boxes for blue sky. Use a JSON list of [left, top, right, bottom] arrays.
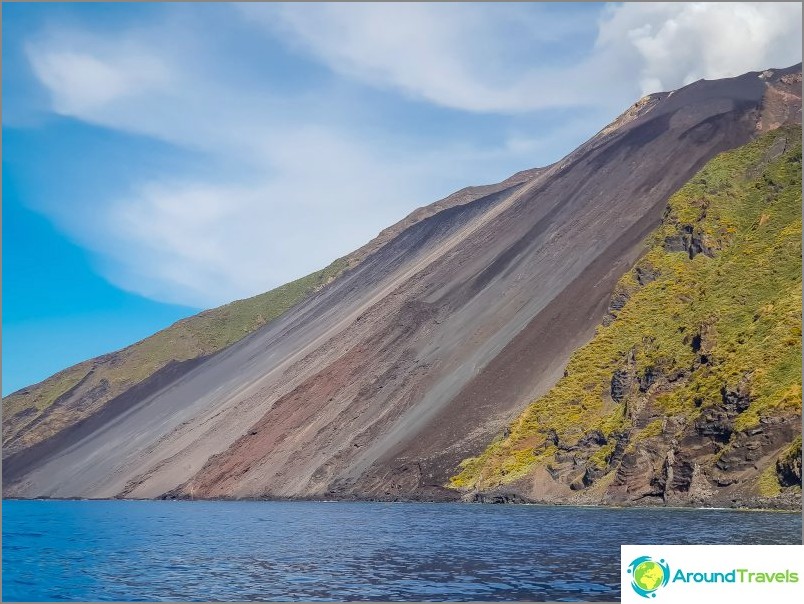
[[2, 2, 801, 394]]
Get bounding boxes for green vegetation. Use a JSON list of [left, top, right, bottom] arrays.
[[452, 127, 802, 491], [757, 462, 783, 497], [3, 257, 349, 446]]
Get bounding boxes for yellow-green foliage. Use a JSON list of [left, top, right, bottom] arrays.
[[771, 436, 803, 496], [3, 258, 348, 442], [756, 435, 799, 499], [588, 441, 616, 469], [636, 419, 664, 441], [453, 127, 802, 491], [757, 463, 783, 497], [3, 363, 93, 417]]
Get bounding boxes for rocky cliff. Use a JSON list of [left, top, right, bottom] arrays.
[[453, 125, 802, 509]]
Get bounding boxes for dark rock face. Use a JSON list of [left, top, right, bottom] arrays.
[[470, 491, 529, 504], [604, 288, 631, 326], [610, 370, 632, 403], [777, 443, 802, 488], [664, 225, 714, 259], [665, 454, 696, 494], [501, 380, 799, 509], [635, 266, 659, 285], [696, 408, 734, 444], [719, 420, 800, 474], [526, 400, 801, 509], [609, 432, 630, 467], [579, 430, 607, 448], [721, 384, 752, 413], [638, 367, 657, 392]]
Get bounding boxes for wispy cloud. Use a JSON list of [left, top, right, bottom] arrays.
[[15, 2, 802, 307], [240, 2, 600, 113], [248, 2, 801, 111], [28, 46, 169, 116]]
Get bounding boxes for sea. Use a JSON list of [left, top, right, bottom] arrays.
[[2, 500, 801, 601]]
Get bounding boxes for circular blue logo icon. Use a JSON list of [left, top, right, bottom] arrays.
[[627, 556, 670, 598]]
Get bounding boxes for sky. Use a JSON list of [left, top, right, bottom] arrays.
[[2, 2, 801, 394]]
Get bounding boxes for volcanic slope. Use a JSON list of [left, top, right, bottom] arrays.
[[2, 168, 539, 462], [3, 65, 801, 501], [453, 125, 802, 509]]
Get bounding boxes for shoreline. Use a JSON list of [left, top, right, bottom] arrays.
[[3, 496, 801, 513]]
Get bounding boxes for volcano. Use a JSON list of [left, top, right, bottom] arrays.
[[3, 64, 801, 506]]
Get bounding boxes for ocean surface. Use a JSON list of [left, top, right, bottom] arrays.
[[2, 500, 801, 602]]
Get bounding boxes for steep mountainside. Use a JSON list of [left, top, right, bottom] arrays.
[[3, 65, 801, 505], [3, 169, 543, 458], [2, 258, 347, 456], [453, 126, 802, 508]]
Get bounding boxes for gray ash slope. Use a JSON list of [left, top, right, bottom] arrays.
[[4, 65, 801, 500]]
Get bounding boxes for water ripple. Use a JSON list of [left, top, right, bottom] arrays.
[[2, 501, 801, 601]]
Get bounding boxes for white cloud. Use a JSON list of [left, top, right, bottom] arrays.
[[22, 26, 564, 306], [28, 46, 169, 115], [18, 2, 802, 307], [240, 2, 598, 112], [597, 2, 803, 96], [242, 2, 801, 112], [95, 131, 445, 306]]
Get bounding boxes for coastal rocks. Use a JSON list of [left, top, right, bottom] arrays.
[[605, 443, 664, 503], [469, 491, 529, 504], [715, 417, 799, 472], [692, 377, 753, 446], [500, 310, 799, 510], [515, 358, 799, 509], [542, 428, 632, 494]]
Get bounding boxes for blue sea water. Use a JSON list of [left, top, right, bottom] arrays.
[[2, 500, 801, 602]]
